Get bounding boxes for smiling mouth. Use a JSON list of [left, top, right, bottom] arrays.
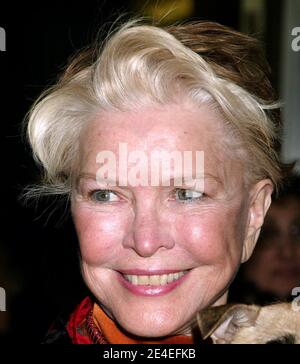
[[122, 270, 189, 286]]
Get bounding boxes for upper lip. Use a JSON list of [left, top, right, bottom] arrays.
[[118, 269, 190, 276]]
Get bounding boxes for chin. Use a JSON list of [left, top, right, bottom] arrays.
[[121, 324, 180, 339], [116, 312, 183, 338]]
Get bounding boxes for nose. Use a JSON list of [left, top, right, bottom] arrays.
[[122, 202, 175, 257]]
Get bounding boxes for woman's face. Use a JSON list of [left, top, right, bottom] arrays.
[[71, 101, 252, 337], [244, 196, 300, 298]]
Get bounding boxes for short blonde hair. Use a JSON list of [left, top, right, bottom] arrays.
[[25, 20, 282, 197]]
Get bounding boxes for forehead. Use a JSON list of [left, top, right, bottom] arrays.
[[78, 101, 244, 191], [81, 102, 224, 157]]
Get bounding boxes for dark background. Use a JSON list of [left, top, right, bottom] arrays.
[[0, 0, 284, 342]]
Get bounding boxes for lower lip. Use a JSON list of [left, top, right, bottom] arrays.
[[117, 271, 191, 296]]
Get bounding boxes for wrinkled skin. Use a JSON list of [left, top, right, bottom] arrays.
[[71, 101, 272, 338]]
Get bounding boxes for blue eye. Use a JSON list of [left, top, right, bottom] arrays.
[[91, 190, 119, 203], [175, 189, 203, 202]]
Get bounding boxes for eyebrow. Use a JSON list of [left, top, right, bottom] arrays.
[[76, 172, 223, 188]]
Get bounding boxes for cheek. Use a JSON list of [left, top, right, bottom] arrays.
[[72, 206, 129, 264], [176, 209, 243, 264]]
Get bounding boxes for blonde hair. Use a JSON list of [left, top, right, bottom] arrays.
[[24, 20, 282, 197]]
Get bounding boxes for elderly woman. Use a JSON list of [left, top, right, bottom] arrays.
[[25, 20, 282, 344]]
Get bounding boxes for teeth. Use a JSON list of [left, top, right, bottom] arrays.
[[160, 274, 168, 285], [124, 271, 187, 286]]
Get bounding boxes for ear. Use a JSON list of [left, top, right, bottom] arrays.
[[196, 304, 260, 344], [242, 179, 273, 263]]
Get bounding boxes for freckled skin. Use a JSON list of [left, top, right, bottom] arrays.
[[71, 101, 255, 338]]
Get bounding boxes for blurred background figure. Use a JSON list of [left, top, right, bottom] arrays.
[[0, 0, 299, 341], [229, 174, 300, 305]]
